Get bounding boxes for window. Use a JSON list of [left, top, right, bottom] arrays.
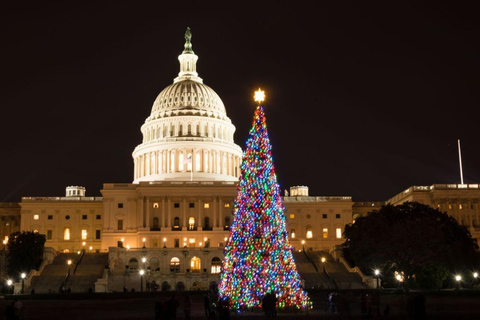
[[204, 217, 210, 230], [336, 214, 341, 219], [336, 228, 342, 239], [306, 214, 311, 219], [48, 215, 53, 220], [82, 230, 87, 240], [82, 215, 87, 220], [224, 203, 230, 208], [306, 225, 313, 239], [47, 230, 53, 240], [322, 214, 327, 219], [188, 217, 195, 230], [189, 203, 195, 208], [323, 228, 328, 239], [65, 215, 70, 220], [118, 203, 123, 208], [459, 204, 463, 210], [153, 203, 159, 208], [33, 215, 39, 220], [448, 204, 452, 210], [174, 239, 180, 248], [290, 229, 296, 239], [95, 230, 101, 240], [204, 203, 210, 209], [129, 258, 139, 271], [174, 203, 180, 208], [189, 238, 195, 247], [96, 215, 101, 220], [170, 257, 180, 272], [224, 217, 230, 230], [289, 214, 295, 219], [173, 217, 180, 229], [118, 220, 123, 231], [64, 228, 71, 240], [190, 256, 201, 272], [211, 257, 222, 274]]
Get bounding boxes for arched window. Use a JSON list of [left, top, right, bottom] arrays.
[[64, 228, 70, 240], [173, 217, 180, 230], [188, 217, 195, 230], [211, 257, 221, 274], [161, 281, 170, 291], [128, 258, 139, 271], [150, 257, 160, 271], [153, 217, 159, 229], [170, 257, 180, 273], [190, 256, 201, 272], [306, 225, 313, 239], [204, 217, 210, 230], [176, 282, 185, 291]]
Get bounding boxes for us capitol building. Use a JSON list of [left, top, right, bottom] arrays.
[[2, 29, 480, 292]]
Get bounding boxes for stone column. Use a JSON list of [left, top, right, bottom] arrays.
[[146, 197, 150, 229], [218, 197, 223, 228], [213, 197, 217, 228], [161, 197, 166, 228], [167, 197, 171, 228], [197, 198, 202, 230], [182, 198, 187, 230]]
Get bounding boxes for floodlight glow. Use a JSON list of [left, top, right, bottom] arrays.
[[455, 275, 462, 281]]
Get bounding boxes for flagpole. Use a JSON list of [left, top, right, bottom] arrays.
[[458, 139, 464, 185]]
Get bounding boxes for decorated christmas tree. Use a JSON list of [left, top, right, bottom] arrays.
[[219, 89, 310, 310]]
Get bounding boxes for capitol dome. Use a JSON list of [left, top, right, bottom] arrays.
[[132, 28, 243, 183]]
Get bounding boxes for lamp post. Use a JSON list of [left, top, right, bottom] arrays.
[[301, 240, 305, 251], [142, 257, 147, 271], [7, 279, 13, 294], [321, 257, 326, 273], [2, 239, 7, 279], [21, 273, 26, 294], [142, 238, 146, 248], [374, 269, 380, 289], [455, 275, 462, 290], [82, 241, 86, 253], [139, 269, 145, 292]]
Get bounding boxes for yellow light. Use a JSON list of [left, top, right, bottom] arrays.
[[254, 88, 265, 103], [21, 273, 26, 279], [321, 257, 326, 263], [143, 238, 146, 243], [67, 260, 72, 265], [89, 246, 93, 251], [163, 237, 166, 242], [126, 245, 130, 250]]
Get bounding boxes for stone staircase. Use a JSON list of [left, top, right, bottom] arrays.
[[28, 252, 108, 293]]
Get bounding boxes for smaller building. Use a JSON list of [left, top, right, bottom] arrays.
[[284, 186, 353, 251], [20, 186, 103, 253]]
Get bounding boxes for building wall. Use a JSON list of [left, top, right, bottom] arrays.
[[20, 197, 103, 253], [386, 184, 480, 244]]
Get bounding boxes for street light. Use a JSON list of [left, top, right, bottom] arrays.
[[374, 269, 380, 289], [301, 240, 305, 251], [82, 241, 86, 252], [163, 237, 167, 248], [321, 257, 326, 273], [21, 273, 26, 294], [455, 275, 462, 290], [142, 257, 147, 270], [139, 269, 145, 292], [142, 238, 146, 248], [7, 279, 13, 294]]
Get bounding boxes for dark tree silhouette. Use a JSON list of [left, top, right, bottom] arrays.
[[343, 201, 479, 289], [7, 231, 46, 279]]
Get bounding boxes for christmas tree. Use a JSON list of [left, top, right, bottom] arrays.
[[219, 89, 310, 310]]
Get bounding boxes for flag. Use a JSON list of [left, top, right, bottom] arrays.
[[183, 155, 192, 164]]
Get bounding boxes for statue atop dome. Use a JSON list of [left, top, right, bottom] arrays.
[[183, 27, 194, 54]]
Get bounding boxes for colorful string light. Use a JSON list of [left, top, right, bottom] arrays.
[[219, 104, 310, 311]]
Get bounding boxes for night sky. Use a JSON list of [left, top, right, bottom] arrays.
[[1, 1, 479, 202]]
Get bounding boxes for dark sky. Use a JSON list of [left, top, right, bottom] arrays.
[[1, 1, 479, 202]]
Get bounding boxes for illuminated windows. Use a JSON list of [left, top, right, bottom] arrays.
[[204, 203, 210, 209], [82, 230, 87, 240], [211, 257, 222, 274], [188, 217, 195, 230], [190, 256, 201, 272], [336, 228, 342, 239], [170, 257, 180, 272], [323, 228, 328, 239], [289, 214, 295, 219], [64, 228, 71, 240], [33, 215, 39, 220], [290, 229, 296, 239]]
